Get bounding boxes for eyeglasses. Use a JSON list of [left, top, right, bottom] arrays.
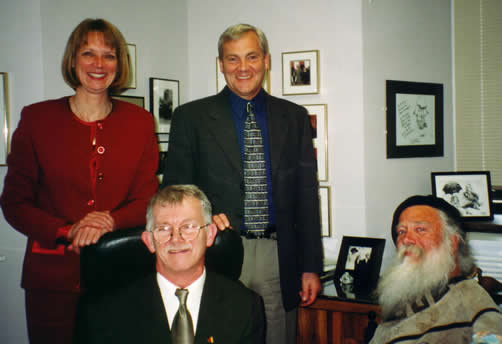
[[152, 223, 210, 242]]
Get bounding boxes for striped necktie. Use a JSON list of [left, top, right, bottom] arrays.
[[171, 288, 194, 344], [243, 102, 269, 233]]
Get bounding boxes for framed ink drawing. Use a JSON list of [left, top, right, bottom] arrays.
[[386, 80, 443, 158], [334, 236, 385, 297], [111, 95, 144, 108], [282, 50, 319, 95], [319, 186, 331, 237], [150, 78, 180, 134], [303, 104, 328, 182], [431, 171, 493, 221], [126, 43, 137, 89], [216, 57, 270, 94], [0, 72, 9, 165]]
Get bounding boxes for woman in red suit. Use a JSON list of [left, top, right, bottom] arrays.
[[0, 18, 159, 344]]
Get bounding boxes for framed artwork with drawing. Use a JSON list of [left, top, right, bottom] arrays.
[[386, 80, 443, 158], [149, 78, 180, 134]]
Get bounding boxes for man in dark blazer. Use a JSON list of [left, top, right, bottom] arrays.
[[75, 185, 265, 344], [162, 23, 323, 344]]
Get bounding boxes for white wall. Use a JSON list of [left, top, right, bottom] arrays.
[[362, 0, 454, 266], [0, 1, 188, 343], [1, 1, 455, 343]]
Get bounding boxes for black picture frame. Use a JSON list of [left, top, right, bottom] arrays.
[[431, 171, 494, 221], [149, 77, 180, 134], [111, 95, 145, 108], [386, 80, 444, 158], [334, 236, 385, 298]]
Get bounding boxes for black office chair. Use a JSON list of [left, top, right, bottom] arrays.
[[80, 227, 243, 293]]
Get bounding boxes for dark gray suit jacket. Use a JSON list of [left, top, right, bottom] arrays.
[[162, 88, 323, 311], [74, 272, 265, 344]]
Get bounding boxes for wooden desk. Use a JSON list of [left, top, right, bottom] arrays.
[[297, 296, 380, 344]]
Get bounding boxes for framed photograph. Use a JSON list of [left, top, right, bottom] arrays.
[[216, 57, 270, 94], [282, 50, 319, 95], [334, 236, 386, 297], [111, 95, 144, 108], [126, 43, 137, 89], [386, 80, 444, 158], [431, 171, 494, 221], [319, 186, 331, 237], [149, 78, 180, 134], [303, 104, 328, 182], [0, 72, 10, 165]]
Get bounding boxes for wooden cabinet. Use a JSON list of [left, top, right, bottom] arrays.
[[297, 297, 380, 344]]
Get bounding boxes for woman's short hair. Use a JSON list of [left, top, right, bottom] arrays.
[[61, 18, 130, 94]]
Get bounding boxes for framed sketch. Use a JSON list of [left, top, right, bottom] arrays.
[[126, 43, 137, 89], [0, 72, 9, 165], [431, 171, 493, 221], [111, 95, 144, 108], [303, 104, 328, 182], [149, 78, 180, 134], [334, 236, 385, 297], [216, 57, 270, 94], [319, 186, 331, 237], [282, 50, 319, 95], [386, 80, 443, 158]]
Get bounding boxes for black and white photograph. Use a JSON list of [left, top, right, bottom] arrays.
[[386, 80, 444, 158], [149, 78, 179, 133], [282, 50, 319, 95], [431, 171, 494, 221], [334, 236, 385, 297]]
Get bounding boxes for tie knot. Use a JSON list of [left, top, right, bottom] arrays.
[[175, 288, 189, 305], [246, 102, 254, 114]]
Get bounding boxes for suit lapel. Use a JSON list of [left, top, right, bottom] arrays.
[[266, 95, 289, 179], [141, 274, 173, 343], [205, 92, 243, 175], [194, 273, 224, 344]]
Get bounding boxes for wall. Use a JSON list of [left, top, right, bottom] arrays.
[[0, 1, 188, 343], [362, 0, 453, 265]]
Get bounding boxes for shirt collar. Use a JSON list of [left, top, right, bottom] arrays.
[[228, 87, 266, 119]]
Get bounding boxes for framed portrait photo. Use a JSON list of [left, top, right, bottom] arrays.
[[431, 171, 494, 221], [111, 95, 144, 108], [216, 57, 270, 94], [386, 80, 444, 158], [126, 43, 137, 89], [303, 104, 328, 182], [149, 78, 180, 134], [0, 72, 10, 165], [334, 236, 385, 297], [282, 50, 319, 95]]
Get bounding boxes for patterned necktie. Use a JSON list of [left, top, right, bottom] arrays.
[[171, 288, 194, 344], [243, 102, 269, 233]]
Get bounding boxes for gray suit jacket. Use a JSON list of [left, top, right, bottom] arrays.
[[74, 272, 265, 344], [162, 88, 323, 310]]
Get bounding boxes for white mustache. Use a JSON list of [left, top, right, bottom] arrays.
[[166, 243, 192, 252]]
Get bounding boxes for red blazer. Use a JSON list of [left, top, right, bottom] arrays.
[[1, 97, 159, 292]]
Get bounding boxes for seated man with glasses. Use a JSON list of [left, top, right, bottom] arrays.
[[75, 184, 265, 344]]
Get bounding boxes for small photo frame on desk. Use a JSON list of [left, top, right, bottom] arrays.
[[386, 80, 443, 158], [334, 236, 385, 297], [431, 171, 493, 221]]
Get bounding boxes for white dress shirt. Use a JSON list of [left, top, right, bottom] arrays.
[[157, 269, 206, 332]]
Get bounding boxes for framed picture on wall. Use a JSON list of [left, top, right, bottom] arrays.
[[216, 57, 271, 94], [126, 43, 137, 89], [303, 104, 328, 182], [149, 78, 180, 134], [319, 186, 331, 237], [282, 50, 320, 95], [431, 171, 494, 221], [334, 236, 385, 298], [111, 95, 144, 108], [386, 80, 444, 158], [0, 72, 10, 165]]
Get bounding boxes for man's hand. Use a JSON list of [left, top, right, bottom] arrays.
[[299, 272, 321, 306], [212, 213, 232, 231]]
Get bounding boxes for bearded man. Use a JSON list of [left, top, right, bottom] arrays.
[[370, 195, 502, 344]]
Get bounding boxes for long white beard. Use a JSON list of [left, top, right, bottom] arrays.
[[376, 242, 456, 320]]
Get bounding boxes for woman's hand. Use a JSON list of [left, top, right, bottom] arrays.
[[67, 211, 115, 253]]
